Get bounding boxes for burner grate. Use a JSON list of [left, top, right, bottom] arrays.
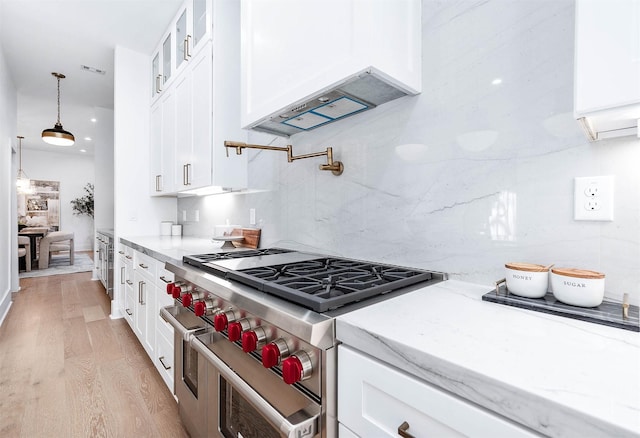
[[228, 258, 439, 312]]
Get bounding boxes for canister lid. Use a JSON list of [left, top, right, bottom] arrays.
[[551, 268, 605, 279], [505, 262, 549, 272]]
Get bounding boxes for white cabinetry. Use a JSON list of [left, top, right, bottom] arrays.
[[150, 89, 177, 195], [117, 245, 134, 326], [121, 247, 175, 393], [150, 0, 247, 195], [574, 0, 640, 140], [240, 0, 421, 137], [338, 345, 538, 438]]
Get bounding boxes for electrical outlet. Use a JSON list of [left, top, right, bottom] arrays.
[[574, 176, 614, 221], [249, 208, 256, 225]]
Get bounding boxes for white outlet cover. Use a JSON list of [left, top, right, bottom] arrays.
[[574, 176, 614, 221]]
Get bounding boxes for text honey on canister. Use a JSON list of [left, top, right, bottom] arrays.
[[550, 268, 605, 307], [504, 262, 550, 298]]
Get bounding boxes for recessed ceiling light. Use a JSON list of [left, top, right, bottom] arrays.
[[90, 118, 97, 123], [492, 78, 502, 85], [79, 149, 87, 153], [84, 137, 92, 141]]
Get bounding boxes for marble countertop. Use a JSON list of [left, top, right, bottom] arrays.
[[118, 235, 229, 264], [336, 280, 640, 438], [96, 228, 114, 239]]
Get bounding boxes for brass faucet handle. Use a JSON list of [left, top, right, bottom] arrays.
[[224, 140, 247, 156]]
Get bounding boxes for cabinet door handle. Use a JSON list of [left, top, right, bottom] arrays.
[[182, 164, 187, 186], [159, 275, 171, 283], [397, 421, 415, 438], [156, 74, 162, 93], [121, 267, 125, 285], [186, 163, 191, 185], [138, 281, 145, 304], [183, 35, 191, 60], [159, 356, 172, 370], [125, 308, 133, 316]]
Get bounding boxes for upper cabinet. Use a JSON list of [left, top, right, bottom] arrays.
[[240, 0, 422, 137], [151, 0, 213, 102], [150, 0, 247, 196], [574, 0, 640, 141]]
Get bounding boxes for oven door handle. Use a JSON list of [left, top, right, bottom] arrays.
[[190, 335, 318, 438], [160, 306, 210, 341]]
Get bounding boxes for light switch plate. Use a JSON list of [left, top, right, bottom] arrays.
[[574, 175, 614, 221]]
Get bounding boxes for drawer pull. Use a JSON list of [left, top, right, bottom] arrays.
[[125, 255, 132, 260], [118, 250, 124, 255], [138, 263, 148, 269], [126, 280, 133, 286], [398, 421, 415, 438], [159, 356, 172, 370], [159, 275, 171, 283], [125, 308, 133, 316]]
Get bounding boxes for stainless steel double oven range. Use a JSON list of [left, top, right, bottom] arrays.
[[160, 248, 445, 438]]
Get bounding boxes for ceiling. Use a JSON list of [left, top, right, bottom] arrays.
[[0, 0, 183, 156]]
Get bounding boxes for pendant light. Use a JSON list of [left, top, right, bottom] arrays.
[[42, 72, 75, 146], [16, 136, 33, 194]]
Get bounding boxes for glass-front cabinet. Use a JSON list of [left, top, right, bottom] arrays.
[[152, 0, 212, 102]]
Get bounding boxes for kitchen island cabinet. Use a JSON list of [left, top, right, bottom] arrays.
[[336, 280, 640, 438]]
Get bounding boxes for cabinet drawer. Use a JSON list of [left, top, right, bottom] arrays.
[[156, 264, 175, 289], [156, 332, 174, 393], [134, 251, 157, 278], [157, 300, 174, 343], [338, 345, 538, 438], [124, 288, 135, 328]]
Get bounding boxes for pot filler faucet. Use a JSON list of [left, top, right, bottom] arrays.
[[224, 140, 344, 176]]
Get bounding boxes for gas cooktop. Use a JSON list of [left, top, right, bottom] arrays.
[[183, 249, 445, 312]]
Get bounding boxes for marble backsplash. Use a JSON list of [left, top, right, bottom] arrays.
[[179, 0, 640, 305]]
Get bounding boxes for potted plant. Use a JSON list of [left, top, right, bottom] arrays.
[[70, 183, 94, 218]]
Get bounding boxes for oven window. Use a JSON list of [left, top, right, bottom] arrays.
[[219, 376, 281, 438], [183, 339, 198, 397]]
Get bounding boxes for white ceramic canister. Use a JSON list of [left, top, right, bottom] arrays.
[[550, 268, 605, 307], [504, 262, 550, 298], [160, 221, 173, 236]]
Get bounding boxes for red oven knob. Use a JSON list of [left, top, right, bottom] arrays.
[[182, 291, 205, 307], [166, 282, 181, 294], [261, 338, 290, 368], [242, 326, 267, 353], [194, 301, 206, 317], [194, 298, 219, 317], [228, 322, 242, 342], [171, 285, 181, 299], [228, 318, 251, 343], [214, 313, 229, 331], [282, 351, 313, 385]]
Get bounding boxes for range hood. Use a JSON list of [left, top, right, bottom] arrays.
[[246, 68, 414, 138], [240, 0, 422, 138]]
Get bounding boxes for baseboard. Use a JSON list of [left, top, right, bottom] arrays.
[[0, 289, 13, 328]]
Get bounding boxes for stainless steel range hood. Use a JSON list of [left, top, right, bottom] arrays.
[[246, 68, 413, 138]]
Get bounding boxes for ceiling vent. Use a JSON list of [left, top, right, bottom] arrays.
[[80, 65, 106, 75]]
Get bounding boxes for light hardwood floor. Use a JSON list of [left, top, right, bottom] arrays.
[[0, 271, 189, 438]]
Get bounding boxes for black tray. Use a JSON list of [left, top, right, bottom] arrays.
[[482, 282, 639, 332]]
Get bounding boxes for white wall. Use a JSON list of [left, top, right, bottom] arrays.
[[94, 106, 114, 231], [0, 35, 18, 324], [113, 45, 176, 317], [21, 149, 95, 251], [178, 0, 640, 305]]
